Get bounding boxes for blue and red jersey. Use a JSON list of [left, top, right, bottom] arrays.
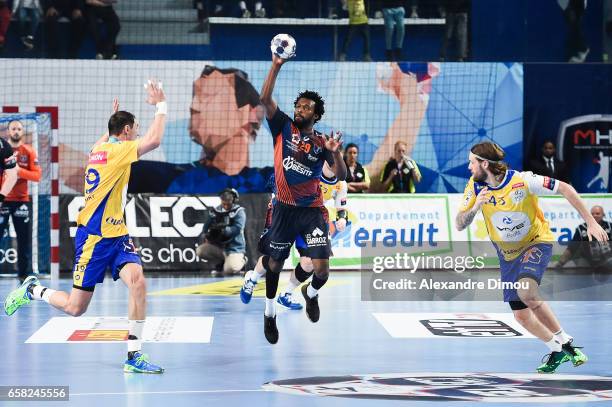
[[268, 108, 333, 207]]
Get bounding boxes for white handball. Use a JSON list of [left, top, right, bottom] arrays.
[[270, 34, 296, 60]]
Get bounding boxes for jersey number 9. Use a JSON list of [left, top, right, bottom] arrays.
[[85, 168, 101, 194]]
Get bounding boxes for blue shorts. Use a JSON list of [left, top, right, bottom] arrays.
[[498, 243, 552, 302], [72, 227, 141, 290], [258, 201, 331, 261]]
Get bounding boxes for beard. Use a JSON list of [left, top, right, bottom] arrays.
[[473, 169, 487, 183], [9, 134, 21, 143], [294, 115, 313, 130]]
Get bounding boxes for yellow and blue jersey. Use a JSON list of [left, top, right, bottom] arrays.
[[76, 138, 139, 237], [320, 175, 348, 210], [460, 170, 558, 261]]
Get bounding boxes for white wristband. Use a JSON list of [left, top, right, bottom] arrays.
[[155, 101, 167, 116]]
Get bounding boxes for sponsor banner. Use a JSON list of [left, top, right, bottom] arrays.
[[312, 195, 452, 269], [264, 373, 612, 402], [373, 313, 534, 338], [26, 316, 214, 343], [60, 193, 270, 271], [60, 193, 611, 272]]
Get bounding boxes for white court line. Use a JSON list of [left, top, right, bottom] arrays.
[[71, 389, 265, 397]]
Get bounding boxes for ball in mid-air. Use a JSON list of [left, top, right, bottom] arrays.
[[270, 34, 296, 59]]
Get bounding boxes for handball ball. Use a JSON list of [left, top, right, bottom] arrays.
[[270, 34, 296, 60]]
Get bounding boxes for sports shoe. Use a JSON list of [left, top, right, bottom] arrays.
[[301, 282, 320, 323], [4, 275, 39, 316], [536, 351, 570, 373], [123, 352, 164, 374], [562, 340, 588, 367], [276, 293, 303, 310], [240, 271, 257, 304], [264, 315, 278, 344]]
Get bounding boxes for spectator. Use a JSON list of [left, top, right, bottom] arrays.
[[196, 188, 247, 276], [558, 0, 589, 62], [338, 0, 371, 61], [85, 0, 120, 60], [528, 140, 569, 183], [407, 0, 417, 18], [557, 205, 612, 270], [343, 143, 370, 192], [0, 0, 10, 49], [440, 0, 469, 61], [381, 0, 405, 61], [43, 0, 86, 58], [237, 1, 267, 18], [1, 120, 41, 283], [12, 0, 42, 50], [379, 140, 421, 193]]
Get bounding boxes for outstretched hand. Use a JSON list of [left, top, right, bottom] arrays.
[[324, 130, 343, 152], [144, 79, 165, 105], [112, 97, 119, 113], [587, 221, 609, 242]]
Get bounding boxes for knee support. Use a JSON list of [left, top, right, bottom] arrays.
[[294, 263, 313, 283]]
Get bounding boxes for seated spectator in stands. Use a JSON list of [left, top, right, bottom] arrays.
[[196, 188, 247, 276], [43, 0, 86, 58], [379, 140, 421, 193], [12, 0, 42, 50], [344, 143, 370, 193], [557, 205, 612, 270], [440, 0, 469, 61], [528, 140, 569, 182], [338, 0, 371, 61], [85, 0, 119, 59], [381, 0, 405, 61], [0, 0, 10, 49]]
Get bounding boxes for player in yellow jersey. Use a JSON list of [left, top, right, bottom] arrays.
[[241, 162, 349, 311], [4, 79, 168, 374], [456, 142, 609, 374]]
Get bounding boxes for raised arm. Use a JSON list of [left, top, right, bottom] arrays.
[[260, 55, 286, 120], [558, 182, 609, 241], [92, 97, 120, 150], [137, 79, 167, 158]]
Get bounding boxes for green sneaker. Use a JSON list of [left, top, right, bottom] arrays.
[[562, 340, 588, 367], [536, 351, 570, 373], [4, 276, 39, 316]]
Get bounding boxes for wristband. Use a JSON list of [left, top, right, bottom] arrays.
[[0, 194, 5, 203], [155, 101, 167, 116]]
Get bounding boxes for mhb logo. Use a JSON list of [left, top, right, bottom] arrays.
[[558, 115, 612, 192]]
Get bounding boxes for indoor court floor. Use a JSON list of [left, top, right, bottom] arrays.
[[2, 272, 612, 406]]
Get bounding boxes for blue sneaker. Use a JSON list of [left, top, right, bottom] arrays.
[[4, 275, 39, 316], [123, 352, 164, 374], [277, 292, 303, 310], [240, 271, 257, 304]]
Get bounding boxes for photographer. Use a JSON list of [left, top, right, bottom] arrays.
[[379, 140, 422, 193], [196, 188, 247, 276], [557, 205, 612, 270]]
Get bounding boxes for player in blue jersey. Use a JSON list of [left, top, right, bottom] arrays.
[[256, 52, 346, 344]]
